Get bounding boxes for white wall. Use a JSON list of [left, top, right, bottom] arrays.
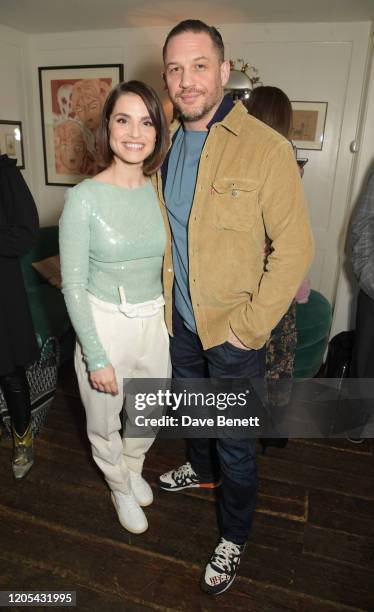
[[0, 24, 35, 194]]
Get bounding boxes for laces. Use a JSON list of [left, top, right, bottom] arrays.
[[173, 462, 196, 484], [175, 462, 194, 476], [211, 539, 242, 574]]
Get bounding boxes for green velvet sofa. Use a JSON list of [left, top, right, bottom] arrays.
[[294, 290, 332, 378]]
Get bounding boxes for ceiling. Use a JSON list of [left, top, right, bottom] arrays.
[[0, 0, 373, 34]]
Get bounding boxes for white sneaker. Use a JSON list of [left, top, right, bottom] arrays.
[[129, 470, 154, 507], [111, 490, 148, 534]]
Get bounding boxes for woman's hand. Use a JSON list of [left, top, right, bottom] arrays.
[[89, 364, 118, 395]]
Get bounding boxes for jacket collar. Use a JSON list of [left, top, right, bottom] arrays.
[[206, 93, 234, 129], [170, 95, 247, 139], [161, 95, 245, 187], [170, 92, 235, 142], [216, 98, 248, 136]]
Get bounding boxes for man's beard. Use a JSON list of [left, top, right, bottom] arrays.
[[177, 102, 213, 123], [173, 90, 222, 123]]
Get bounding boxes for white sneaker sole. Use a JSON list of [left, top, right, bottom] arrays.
[[159, 482, 201, 492], [111, 493, 148, 534]]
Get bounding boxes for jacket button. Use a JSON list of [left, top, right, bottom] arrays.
[[168, 268, 172, 272], [232, 189, 239, 197]]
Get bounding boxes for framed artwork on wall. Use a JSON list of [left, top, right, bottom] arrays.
[[38, 64, 124, 186], [0, 120, 24, 168], [290, 101, 328, 151]]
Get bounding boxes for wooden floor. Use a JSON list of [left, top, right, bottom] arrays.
[[0, 362, 373, 612]]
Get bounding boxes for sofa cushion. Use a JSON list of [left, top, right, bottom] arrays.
[[32, 255, 62, 289]]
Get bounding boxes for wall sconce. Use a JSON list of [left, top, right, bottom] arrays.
[[225, 59, 262, 100]]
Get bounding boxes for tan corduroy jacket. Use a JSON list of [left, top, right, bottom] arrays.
[[153, 101, 314, 350]]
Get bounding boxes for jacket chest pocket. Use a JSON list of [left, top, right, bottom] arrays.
[[211, 178, 258, 231]]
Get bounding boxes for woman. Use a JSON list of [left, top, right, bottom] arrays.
[[0, 154, 39, 479], [245, 86, 300, 451], [59, 81, 170, 534]]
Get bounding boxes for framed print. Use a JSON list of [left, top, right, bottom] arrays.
[[38, 64, 124, 186], [290, 101, 328, 151], [0, 120, 24, 168]]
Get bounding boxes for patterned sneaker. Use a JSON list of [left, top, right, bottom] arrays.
[[200, 537, 245, 595], [158, 462, 221, 491]]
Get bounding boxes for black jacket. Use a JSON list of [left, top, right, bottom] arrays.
[[0, 155, 40, 374]]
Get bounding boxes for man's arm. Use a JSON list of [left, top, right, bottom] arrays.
[[233, 140, 314, 348], [349, 170, 374, 300]]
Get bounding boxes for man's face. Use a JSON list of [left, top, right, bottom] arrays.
[[163, 31, 230, 126]]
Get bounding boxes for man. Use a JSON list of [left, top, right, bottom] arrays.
[[154, 20, 314, 595]]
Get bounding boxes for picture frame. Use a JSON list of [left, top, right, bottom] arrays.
[[38, 64, 124, 186], [0, 120, 25, 169], [290, 101, 328, 151]]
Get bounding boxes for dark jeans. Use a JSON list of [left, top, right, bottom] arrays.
[[349, 289, 374, 436], [170, 306, 265, 544]]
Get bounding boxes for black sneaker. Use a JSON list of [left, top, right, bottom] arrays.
[[200, 537, 245, 595], [158, 461, 221, 491]]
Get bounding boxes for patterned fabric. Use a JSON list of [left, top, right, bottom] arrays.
[[265, 300, 297, 380], [0, 337, 59, 437], [350, 168, 374, 300]]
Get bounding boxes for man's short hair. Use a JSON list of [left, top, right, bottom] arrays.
[[163, 19, 224, 63]]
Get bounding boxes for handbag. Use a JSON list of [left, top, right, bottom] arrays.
[[0, 336, 60, 437], [325, 331, 355, 379]]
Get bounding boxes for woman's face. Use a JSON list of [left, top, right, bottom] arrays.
[[108, 93, 157, 167]]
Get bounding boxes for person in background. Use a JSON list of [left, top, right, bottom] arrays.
[[59, 81, 170, 535], [156, 21, 314, 595], [348, 166, 374, 440], [0, 154, 39, 479], [245, 86, 311, 451]]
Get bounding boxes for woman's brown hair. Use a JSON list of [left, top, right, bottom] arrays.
[[98, 80, 170, 175], [244, 86, 292, 138]]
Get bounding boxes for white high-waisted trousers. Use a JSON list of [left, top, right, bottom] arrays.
[[74, 290, 171, 494]]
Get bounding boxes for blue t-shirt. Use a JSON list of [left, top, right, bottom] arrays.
[[164, 127, 207, 333]]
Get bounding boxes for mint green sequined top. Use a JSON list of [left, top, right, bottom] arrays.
[[59, 179, 166, 371]]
